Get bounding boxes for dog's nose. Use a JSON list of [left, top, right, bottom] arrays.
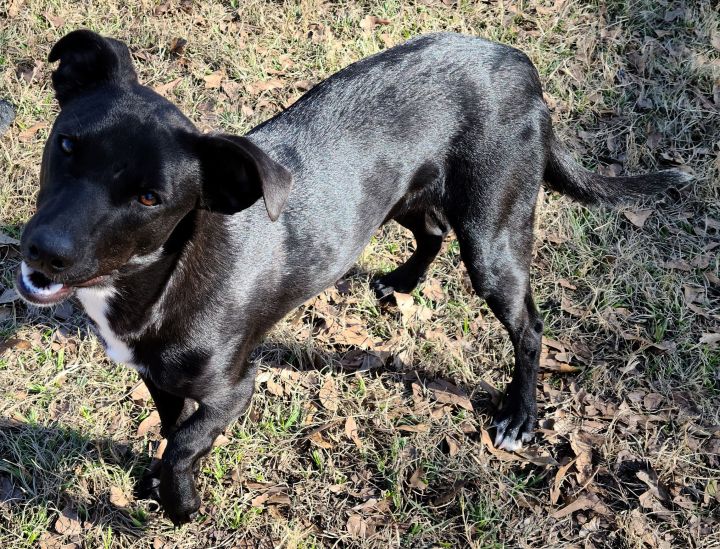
[[22, 229, 77, 275]]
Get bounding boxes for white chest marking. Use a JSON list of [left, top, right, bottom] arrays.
[[76, 287, 146, 374]]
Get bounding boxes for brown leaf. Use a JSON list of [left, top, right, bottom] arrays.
[[396, 423, 429, 433], [136, 411, 161, 437], [0, 232, 20, 246], [129, 381, 151, 403], [247, 78, 284, 94], [109, 486, 129, 508], [169, 37, 187, 56], [643, 393, 663, 411], [557, 278, 577, 290], [550, 459, 576, 505], [699, 333, 720, 345], [319, 376, 339, 412], [54, 504, 82, 535], [8, 0, 24, 18], [213, 434, 230, 447], [203, 70, 225, 89], [421, 278, 445, 301], [43, 12, 64, 27], [560, 296, 584, 317], [153, 77, 182, 97], [345, 416, 362, 448], [266, 376, 284, 397], [360, 15, 391, 32], [18, 122, 48, 142], [309, 431, 333, 449], [663, 258, 692, 271], [623, 209, 653, 228], [570, 433, 593, 485], [408, 467, 427, 490], [346, 514, 369, 538], [394, 292, 416, 324], [551, 493, 610, 519], [445, 435, 460, 457], [427, 380, 473, 411]]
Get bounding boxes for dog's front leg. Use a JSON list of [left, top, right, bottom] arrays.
[[158, 366, 256, 524]]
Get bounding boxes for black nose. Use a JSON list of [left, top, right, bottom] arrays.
[[22, 228, 77, 275]]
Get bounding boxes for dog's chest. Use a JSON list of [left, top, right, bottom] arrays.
[[76, 287, 146, 374]]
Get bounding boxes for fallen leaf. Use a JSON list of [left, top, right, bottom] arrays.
[[699, 333, 720, 345], [130, 381, 151, 403], [570, 432, 593, 485], [427, 380, 473, 411], [643, 393, 663, 411], [319, 376, 339, 412], [8, 0, 24, 18], [408, 467, 427, 490], [54, 504, 82, 535], [0, 233, 19, 246], [550, 459, 576, 505], [623, 209, 653, 228], [18, 122, 48, 142], [203, 70, 224, 89], [445, 435, 460, 457], [136, 411, 161, 437], [213, 434, 230, 447], [153, 77, 182, 97], [663, 258, 692, 271], [0, 289, 19, 304], [309, 430, 333, 449], [360, 15, 391, 32], [109, 486, 129, 508], [346, 514, 368, 538], [266, 376, 284, 397], [551, 493, 610, 519], [345, 416, 362, 448], [394, 292, 416, 324], [43, 12, 64, 27], [396, 423, 429, 433], [421, 278, 445, 301], [169, 37, 187, 56]]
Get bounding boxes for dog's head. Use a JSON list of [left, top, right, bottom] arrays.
[[17, 30, 292, 306]]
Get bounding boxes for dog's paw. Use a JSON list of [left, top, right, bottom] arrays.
[[371, 273, 424, 300], [492, 399, 536, 452], [164, 494, 201, 526]]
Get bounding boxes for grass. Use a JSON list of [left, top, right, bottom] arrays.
[[1, 0, 719, 547]]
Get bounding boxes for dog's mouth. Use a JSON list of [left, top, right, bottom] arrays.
[[15, 262, 108, 307]]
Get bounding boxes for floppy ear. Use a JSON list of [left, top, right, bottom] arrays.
[[196, 134, 293, 221], [48, 29, 138, 106]]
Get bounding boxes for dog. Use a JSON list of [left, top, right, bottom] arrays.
[[15, 29, 688, 523]]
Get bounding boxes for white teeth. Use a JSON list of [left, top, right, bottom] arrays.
[[20, 261, 65, 296]]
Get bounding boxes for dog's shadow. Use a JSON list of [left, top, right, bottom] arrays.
[[0, 419, 153, 536]]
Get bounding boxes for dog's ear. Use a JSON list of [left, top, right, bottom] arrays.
[[195, 134, 293, 221], [48, 29, 138, 106]]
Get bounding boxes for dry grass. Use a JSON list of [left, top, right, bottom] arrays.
[[1, 0, 719, 547]]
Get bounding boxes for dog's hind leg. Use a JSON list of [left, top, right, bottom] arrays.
[[446, 145, 545, 451], [372, 210, 449, 299]]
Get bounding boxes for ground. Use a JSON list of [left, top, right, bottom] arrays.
[[0, 0, 719, 547]]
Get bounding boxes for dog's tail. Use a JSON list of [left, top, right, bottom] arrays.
[[543, 137, 691, 205]]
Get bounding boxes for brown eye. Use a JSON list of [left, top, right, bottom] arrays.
[[138, 191, 160, 207]]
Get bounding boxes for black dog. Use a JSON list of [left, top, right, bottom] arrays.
[[15, 29, 688, 523]]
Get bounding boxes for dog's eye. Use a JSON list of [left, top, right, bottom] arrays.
[[59, 136, 74, 155], [138, 191, 160, 207]]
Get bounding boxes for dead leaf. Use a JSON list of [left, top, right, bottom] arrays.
[[109, 487, 129, 508], [309, 430, 333, 449], [213, 434, 230, 447], [557, 278, 577, 290], [643, 393, 663, 411], [699, 333, 720, 345], [169, 37, 187, 56], [153, 77, 182, 97], [346, 514, 369, 538], [360, 15, 391, 32], [130, 381, 151, 403], [136, 411, 160, 437], [0, 289, 19, 304], [18, 122, 48, 142], [560, 296, 584, 317], [54, 504, 82, 535], [266, 376, 284, 397], [550, 459, 576, 505], [408, 467, 427, 490], [421, 278, 445, 301], [247, 78, 284, 94], [445, 435, 460, 457], [203, 70, 224, 89], [570, 432, 593, 485], [551, 493, 610, 519], [623, 209, 653, 228], [396, 423, 429, 433], [394, 292, 416, 323], [345, 416, 362, 448], [0, 233, 19, 246], [428, 380, 473, 411], [43, 12, 64, 27], [319, 376, 339, 412], [8, 0, 24, 18]]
